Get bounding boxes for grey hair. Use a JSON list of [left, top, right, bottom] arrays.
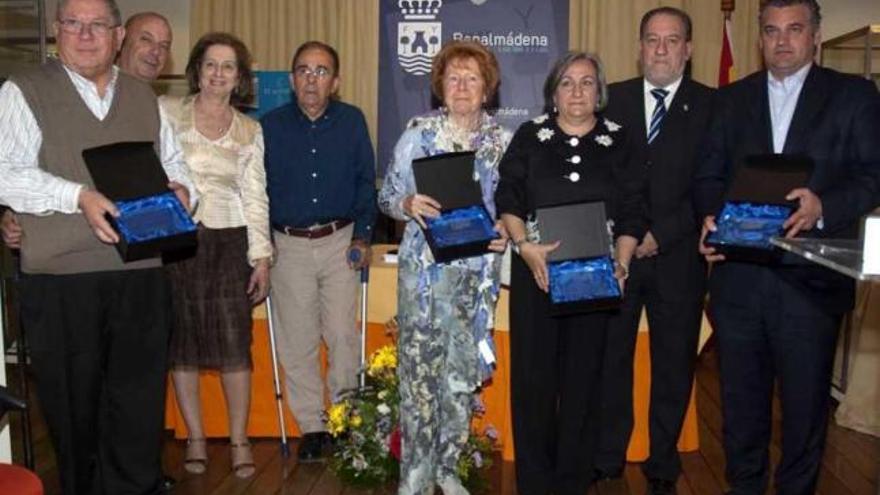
[[759, 0, 821, 30], [57, 0, 122, 26], [543, 51, 609, 114]]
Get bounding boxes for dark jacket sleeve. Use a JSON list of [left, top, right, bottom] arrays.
[[351, 109, 377, 241], [612, 127, 648, 240], [495, 123, 531, 221], [818, 78, 880, 233], [652, 89, 715, 249], [694, 87, 734, 220]]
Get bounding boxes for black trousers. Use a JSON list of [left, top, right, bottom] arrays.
[[710, 266, 840, 495], [20, 268, 170, 495], [596, 257, 703, 480], [509, 256, 609, 495]]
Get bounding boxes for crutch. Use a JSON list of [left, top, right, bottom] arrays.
[[348, 249, 370, 389], [264, 295, 290, 457]]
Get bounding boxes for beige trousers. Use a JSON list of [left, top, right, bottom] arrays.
[[270, 224, 359, 433]]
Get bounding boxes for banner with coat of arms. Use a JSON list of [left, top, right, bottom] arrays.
[[378, 0, 570, 175]]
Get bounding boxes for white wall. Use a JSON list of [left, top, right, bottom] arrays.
[[820, 0, 880, 39]]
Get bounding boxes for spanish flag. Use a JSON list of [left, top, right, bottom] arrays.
[[718, 16, 735, 86]]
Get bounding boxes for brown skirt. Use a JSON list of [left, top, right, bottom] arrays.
[[167, 226, 253, 371]]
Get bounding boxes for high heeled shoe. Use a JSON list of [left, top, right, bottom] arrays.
[[184, 437, 208, 474], [230, 441, 256, 478]]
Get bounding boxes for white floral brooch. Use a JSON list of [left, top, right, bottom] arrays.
[[537, 127, 554, 142], [532, 114, 549, 124], [604, 118, 622, 132], [595, 135, 613, 147]]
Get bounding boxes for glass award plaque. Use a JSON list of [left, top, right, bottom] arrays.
[[548, 255, 621, 305], [413, 151, 498, 263], [83, 141, 197, 261], [537, 201, 623, 315], [707, 154, 812, 262], [708, 201, 792, 250]]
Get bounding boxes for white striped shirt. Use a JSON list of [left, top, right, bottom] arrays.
[[0, 64, 196, 215]]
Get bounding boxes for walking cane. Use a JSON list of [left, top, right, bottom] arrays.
[[348, 249, 370, 389], [264, 295, 290, 458]]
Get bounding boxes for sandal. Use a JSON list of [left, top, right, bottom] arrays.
[[184, 438, 208, 474], [230, 441, 256, 479]]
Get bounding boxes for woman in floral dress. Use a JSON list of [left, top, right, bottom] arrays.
[[378, 40, 512, 495]]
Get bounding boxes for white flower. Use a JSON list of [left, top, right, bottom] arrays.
[[595, 134, 613, 147], [537, 127, 554, 142], [352, 454, 368, 471], [377, 390, 388, 400], [532, 113, 549, 124], [604, 118, 622, 132], [377, 403, 391, 415]]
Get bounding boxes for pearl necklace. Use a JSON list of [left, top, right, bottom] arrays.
[[443, 117, 479, 149]]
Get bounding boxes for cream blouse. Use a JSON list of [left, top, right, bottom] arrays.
[[160, 94, 272, 265]]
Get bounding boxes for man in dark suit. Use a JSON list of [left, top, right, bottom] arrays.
[[695, 1, 880, 494], [596, 7, 713, 495]]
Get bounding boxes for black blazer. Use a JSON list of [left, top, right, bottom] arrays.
[[694, 65, 880, 312], [604, 77, 714, 299]]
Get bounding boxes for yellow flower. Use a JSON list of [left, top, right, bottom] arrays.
[[327, 401, 350, 436], [350, 415, 363, 428], [367, 345, 398, 377]]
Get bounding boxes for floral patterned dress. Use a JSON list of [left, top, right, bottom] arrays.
[[378, 109, 511, 495]]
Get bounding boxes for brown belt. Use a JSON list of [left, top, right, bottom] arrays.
[[272, 219, 352, 239]]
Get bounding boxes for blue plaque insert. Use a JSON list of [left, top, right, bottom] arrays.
[[425, 205, 498, 248], [548, 255, 621, 304], [708, 201, 792, 250], [114, 191, 197, 243]]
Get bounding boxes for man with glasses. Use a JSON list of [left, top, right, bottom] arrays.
[[261, 40, 376, 462], [2, 10, 174, 250], [0, 0, 195, 493]]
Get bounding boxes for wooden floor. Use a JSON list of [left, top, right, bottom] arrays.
[[7, 349, 879, 495]]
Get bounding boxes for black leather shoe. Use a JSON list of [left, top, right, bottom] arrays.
[[593, 466, 623, 481], [160, 474, 176, 491], [297, 432, 330, 462], [646, 478, 676, 495]]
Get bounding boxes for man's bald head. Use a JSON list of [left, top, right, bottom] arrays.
[[117, 12, 172, 81]]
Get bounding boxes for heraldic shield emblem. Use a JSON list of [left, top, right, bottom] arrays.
[[397, 0, 443, 75]]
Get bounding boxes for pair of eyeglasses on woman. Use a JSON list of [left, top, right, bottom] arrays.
[[57, 18, 118, 36]]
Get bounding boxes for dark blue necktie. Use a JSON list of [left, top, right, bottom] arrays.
[[648, 88, 669, 144]]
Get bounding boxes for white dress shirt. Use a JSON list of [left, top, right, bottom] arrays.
[[643, 76, 684, 137], [0, 64, 196, 215], [767, 63, 811, 154]]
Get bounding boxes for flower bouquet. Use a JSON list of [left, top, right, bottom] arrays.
[[326, 344, 497, 491]]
